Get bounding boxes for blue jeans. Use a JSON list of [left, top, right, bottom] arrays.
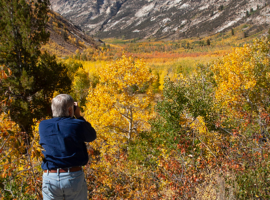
[[42, 169, 87, 200]]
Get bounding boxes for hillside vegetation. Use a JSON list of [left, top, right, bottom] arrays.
[[42, 11, 99, 56]]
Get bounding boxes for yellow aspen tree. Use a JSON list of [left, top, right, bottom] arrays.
[[212, 37, 270, 114], [84, 55, 156, 154], [212, 37, 270, 137], [83, 56, 156, 197]]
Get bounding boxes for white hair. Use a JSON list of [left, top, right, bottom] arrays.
[[51, 94, 74, 117]]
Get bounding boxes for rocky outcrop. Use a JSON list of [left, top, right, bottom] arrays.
[[50, 0, 270, 39]]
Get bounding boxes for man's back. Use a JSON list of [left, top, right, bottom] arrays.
[[39, 116, 96, 170]]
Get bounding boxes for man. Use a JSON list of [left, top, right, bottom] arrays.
[[39, 94, 96, 200]]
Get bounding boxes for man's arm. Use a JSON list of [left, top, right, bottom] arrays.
[[74, 102, 96, 142], [77, 116, 96, 142]]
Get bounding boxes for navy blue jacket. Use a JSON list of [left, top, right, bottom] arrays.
[[39, 116, 96, 170]]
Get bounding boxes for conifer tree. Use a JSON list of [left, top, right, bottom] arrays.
[[0, 0, 71, 134], [231, 28, 235, 36]]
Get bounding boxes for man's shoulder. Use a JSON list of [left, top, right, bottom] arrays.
[[40, 117, 57, 124], [39, 117, 87, 126]]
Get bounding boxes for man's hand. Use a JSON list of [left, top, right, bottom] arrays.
[[74, 102, 82, 118]]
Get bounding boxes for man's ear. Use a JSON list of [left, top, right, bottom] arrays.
[[68, 106, 73, 117]]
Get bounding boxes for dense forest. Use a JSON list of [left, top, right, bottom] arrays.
[[0, 0, 269, 199]]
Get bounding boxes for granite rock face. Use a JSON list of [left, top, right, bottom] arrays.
[[50, 0, 270, 39]]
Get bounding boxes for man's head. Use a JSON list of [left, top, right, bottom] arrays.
[[51, 94, 74, 117]]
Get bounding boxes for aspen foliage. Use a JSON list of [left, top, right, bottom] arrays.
[[1, 28, 270, 199], [83, 56, 158, 198], [190, 116, 222, 158], [212, 37, 270, 114], [85, 56, 156, 147], [84, 55, 156, 161], [0, 114, 44, 199], [0, 113, 23, 176]]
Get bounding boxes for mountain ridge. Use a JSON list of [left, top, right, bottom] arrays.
[[50, 0, 270, 40]]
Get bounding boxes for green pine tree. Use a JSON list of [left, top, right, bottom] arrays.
[[231, 28, 235, 36], [206, 39, 211, 46], [0, 0, 71, 134]]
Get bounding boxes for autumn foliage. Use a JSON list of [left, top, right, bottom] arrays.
[[1, 35, 270, 199]]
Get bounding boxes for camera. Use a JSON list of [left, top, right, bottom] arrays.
[[74, 105, 77, 112]]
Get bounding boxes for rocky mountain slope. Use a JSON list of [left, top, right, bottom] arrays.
[[43, 10, 99, 56], [50, 0, 270, 39]]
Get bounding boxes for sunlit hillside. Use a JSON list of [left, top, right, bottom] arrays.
[[41, 11, 99, 56]]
